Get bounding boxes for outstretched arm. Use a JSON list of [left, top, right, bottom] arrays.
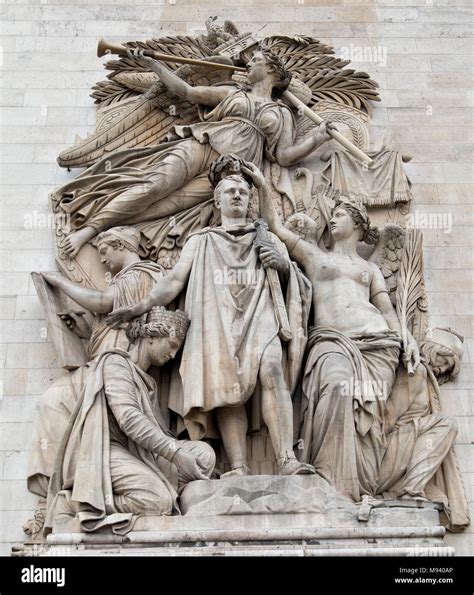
[[106, 235, 198, 327], [42, 272, 114, 314], [241, 162, 315, 268], [103, 355, 208, 481], [132, 49, 232, 107], [275, 109, 336, 167]]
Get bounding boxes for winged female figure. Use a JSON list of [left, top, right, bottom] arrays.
[[54, 48, 336, 257]]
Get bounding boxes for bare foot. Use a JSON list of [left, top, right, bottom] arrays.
[[62, 227, 96, 258]]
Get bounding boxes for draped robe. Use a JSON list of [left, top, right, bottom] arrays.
[[45, 351, 214, 535], [27, 260, 164, 498], [299, 327, 401, 501], [174, 224, 311, 440]]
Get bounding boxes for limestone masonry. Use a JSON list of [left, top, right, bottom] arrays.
[[0, 1, 472, 557]]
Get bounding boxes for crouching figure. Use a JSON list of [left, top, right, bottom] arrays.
[[44, 307, 215, 535]]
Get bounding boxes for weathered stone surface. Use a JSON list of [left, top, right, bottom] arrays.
[[180, 475, 354, 516], [1, 5, 472, 559]]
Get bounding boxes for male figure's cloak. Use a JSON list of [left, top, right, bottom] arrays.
[[176, 224, 311, 439]]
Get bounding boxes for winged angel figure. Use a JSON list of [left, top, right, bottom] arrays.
[[52, 20, 380, 267], [253, 166, 469, 531]]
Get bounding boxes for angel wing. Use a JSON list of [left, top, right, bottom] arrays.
[[59, 27, 381, 168], [369, 225, 429, 344], [57, 61, 234, 168], [260, 35, 380, 113], [369, 224, 406, 306], [91, 34, 221, 106]]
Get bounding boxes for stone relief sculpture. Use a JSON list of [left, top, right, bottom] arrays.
[[52, 25, 379, 273], [23, 18, 468, 552], [376, 327, 469, 531], [45, 306, 215, 535], [255, 162, 469, 531], [255, 163, 415, 500], [53, 47, 337, 259], [107, 156, 315, 478], [25, 227, 166, 536]]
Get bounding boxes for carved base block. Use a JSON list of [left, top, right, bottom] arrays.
[[13, 476, 453, 557], [180, 474, 353, 516]]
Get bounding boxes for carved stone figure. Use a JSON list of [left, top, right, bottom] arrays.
[[377, 328, 469, 531], [253, 161, 420, 500], [44, 226, 165, 359], [54, 48, 336, 258], [45, 307, 215, 535], [107, 156, 314, 477], [421, 327, 464, 386], [53, 29, 381, 271], [26, 227, 165, 528], [21, 20, 470, 552]]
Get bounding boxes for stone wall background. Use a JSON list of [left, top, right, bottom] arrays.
[[0, 0, 472, 556]]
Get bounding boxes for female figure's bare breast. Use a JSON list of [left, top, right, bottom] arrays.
[[303, 250, 390, 335]]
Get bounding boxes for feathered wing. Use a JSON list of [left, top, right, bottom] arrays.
[[59, 29, 382, 168], [369, 224, 406, 306], [57, 62, 234, 168], [260, 35, 380, 113], [395, 228, 429, 346], [91, 35, 218, 106], [57, 28, 237, 168]]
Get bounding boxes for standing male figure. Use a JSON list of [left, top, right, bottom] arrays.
[[107, 158, 314, 477]]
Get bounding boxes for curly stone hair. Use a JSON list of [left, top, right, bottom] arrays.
[[334, 196, 379, 245], [259, 48, 292, 94], [126, 306, 190, 344]]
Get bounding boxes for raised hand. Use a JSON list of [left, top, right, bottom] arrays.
[[127, 47, 156, 69], [241, 161, 266, 189], [314, 120, 337, 145]]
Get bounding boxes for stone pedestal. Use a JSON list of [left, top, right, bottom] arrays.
[[13, 476, 453, 557]]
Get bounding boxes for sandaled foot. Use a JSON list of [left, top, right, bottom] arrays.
[[278, 454, 316, 476], [220, 463, 250, 479]]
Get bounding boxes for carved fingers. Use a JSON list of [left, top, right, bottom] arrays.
[[405, 339, 422, 375], [105, 306, 135, 328], [241, 162, 265, 189], [258, 244, 288, 273], [316, 120, 337, 144], [127, 47, 155, 68], [174, 449, 209, 482]]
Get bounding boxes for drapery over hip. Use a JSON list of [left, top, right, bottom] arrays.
[[44, 350, 179, 536], [302, 327, 401, 438], [298, 327, 400, 499]]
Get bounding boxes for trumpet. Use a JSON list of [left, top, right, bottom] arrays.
[[96, 38, 373, 165], [97, 38, 245, 73]]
